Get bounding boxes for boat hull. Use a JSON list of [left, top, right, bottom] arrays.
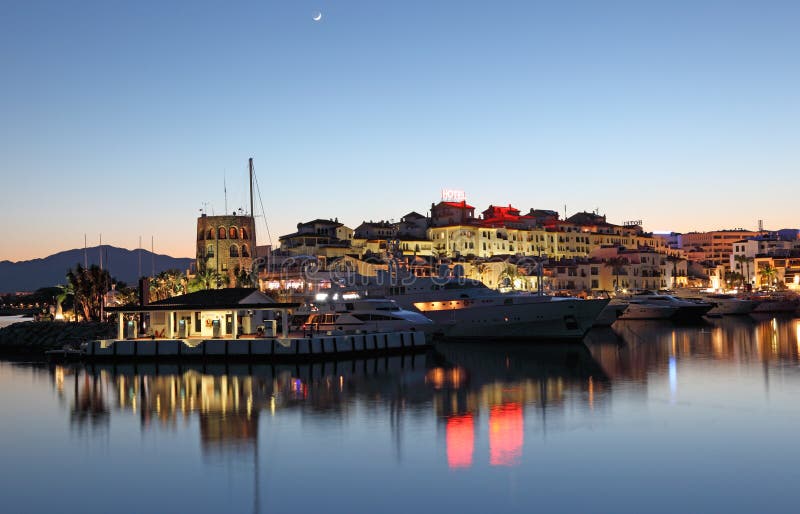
[[618, 304, 678, 320], [423, 299, 609, 342], [706, 299, 756, 316]]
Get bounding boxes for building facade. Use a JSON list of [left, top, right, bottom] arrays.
[[196, 214, 255, 275]]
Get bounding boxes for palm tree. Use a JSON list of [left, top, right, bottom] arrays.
[[604, 257, 628, 293], [759, 264, 778, 289], [499, 264, 522, 290], [65, 264, 111, 321], [733, 255, 751, 288], [189, 268, 227, 292], [55, 283, 75, 319]]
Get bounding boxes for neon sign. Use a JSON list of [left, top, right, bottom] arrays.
[[441, 189, 466, 202]]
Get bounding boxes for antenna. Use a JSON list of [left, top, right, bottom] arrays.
[[758, 219, 764, 233]]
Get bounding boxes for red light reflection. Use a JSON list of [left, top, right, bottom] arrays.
[[489, 403, 523, 466], [446, 414, 474, 469]]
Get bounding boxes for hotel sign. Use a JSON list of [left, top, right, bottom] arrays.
[[441, 189, 466, 202], [623, 220, 643, 227]]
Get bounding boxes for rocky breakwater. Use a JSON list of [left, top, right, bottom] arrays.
[[0, 321, 115, 355]]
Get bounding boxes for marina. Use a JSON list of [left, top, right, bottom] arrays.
[[3, 314, 800, 513]]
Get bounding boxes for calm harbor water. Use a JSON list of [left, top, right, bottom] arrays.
[[2, 315, 800, 513]]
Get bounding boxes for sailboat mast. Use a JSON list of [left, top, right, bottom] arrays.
[[249, 157, 257, 259]]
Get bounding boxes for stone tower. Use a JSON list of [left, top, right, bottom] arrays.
[[196, 213, 256, 279]]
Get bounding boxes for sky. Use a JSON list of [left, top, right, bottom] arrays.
[[1, 0, 798, 261]]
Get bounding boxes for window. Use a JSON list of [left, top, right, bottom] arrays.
[[229, 227, 238, 239], [207, 229, 215, 239], [206, 244, 214, 257], [241, 244, 249, 257], [241, 227, 249, 240], [218, 227, 227, 239], [230, 245, 239, 258]]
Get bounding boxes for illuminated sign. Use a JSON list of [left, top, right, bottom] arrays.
[[623, 220, 643, 227], [441, 189, 466, 202]]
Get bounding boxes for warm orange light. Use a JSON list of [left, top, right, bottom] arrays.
[[446, 414, 474, 469], [489, 402, 523, 467]]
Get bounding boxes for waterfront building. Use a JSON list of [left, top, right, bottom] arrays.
[[106, 288, 297, 340], [397, 211, 430, 239], [196, 213, 255, 275], [278, 219, 354, 257], [730, 236, 800, 289], [430, 200, 476, 227], [679, 229, 759, 269], [353, 220, 398, 240]]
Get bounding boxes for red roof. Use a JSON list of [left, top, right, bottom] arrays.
[[438, 201, 475, 210]]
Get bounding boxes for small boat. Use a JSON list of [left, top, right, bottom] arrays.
[[297, 298, 434, 335]]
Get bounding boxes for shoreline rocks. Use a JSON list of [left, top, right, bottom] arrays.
[[0, 321, 115, 356]]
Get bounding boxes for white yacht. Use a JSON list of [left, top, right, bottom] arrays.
[[366, 277, 609, 342], [295, 298, 434, 335], [703, 294, 756, 316], [618, 292, 712, 321]]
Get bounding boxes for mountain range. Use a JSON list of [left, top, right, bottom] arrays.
[[0, 246, 194, 293]]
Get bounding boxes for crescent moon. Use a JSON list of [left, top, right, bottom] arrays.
[[312, 11, 322, 21]]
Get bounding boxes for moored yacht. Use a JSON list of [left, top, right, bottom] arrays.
[[703, 294, 756, 316], [618, 292, 712, 321], [296, 298, 434, 335], [365, 276, 608, 342]]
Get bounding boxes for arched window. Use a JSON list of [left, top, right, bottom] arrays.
[[206, 244, 214, 257], [241, 227, 249, 240], [241, 244, 249, 257], [230, 245, 239, 258], [207, 229, 215, 239], [229, 227, 238, 239], [218, 227, 227, 239]]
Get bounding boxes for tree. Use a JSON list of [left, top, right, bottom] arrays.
[[499, 264, 522, 290], [665, 255, 682, 288], [189, 268, 226, 292], [65, 264, 112, 321], [733, 255, 753, 288], [759, 264, 778, 289], [604, 257, 628, 293]]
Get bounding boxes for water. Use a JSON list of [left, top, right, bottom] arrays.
[[0, 315, 32, 328], [2, 315, 800, 514]]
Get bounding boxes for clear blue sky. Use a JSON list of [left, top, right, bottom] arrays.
[[1, 0, 798, 260]]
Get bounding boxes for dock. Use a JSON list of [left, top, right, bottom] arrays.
[[81, 330, 428, 361]]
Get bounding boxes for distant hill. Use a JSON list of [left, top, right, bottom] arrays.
[[0, 246, 194, 293]]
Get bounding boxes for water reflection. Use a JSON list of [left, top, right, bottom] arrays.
[[430, 342, 609, 469], [8, 315, 800, 513]]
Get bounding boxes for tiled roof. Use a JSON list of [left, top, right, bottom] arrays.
[[148, 288, 273, 308]]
